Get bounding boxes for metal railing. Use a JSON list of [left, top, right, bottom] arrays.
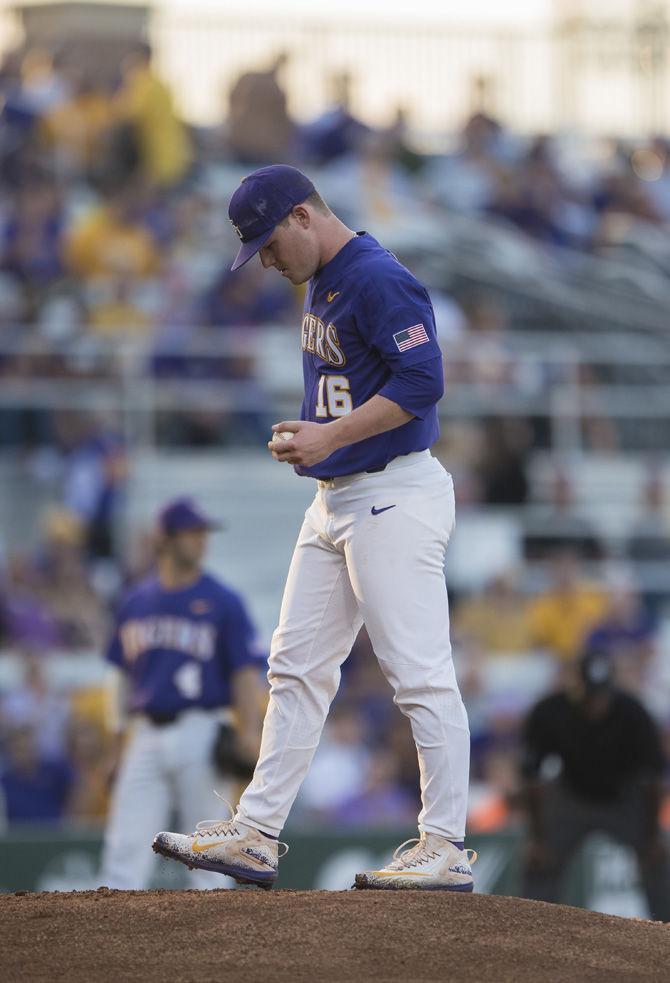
[[1, 326, 669, 454]]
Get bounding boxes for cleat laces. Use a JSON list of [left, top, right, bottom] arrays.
[[192, 790, 290, 857], [387, 838, 439, 871], [194, 791, 239, 839], [386, 836, 478, 872]]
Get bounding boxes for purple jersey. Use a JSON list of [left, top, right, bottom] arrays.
[[298, 232, 444, 478], [106, 572, 265, 716]]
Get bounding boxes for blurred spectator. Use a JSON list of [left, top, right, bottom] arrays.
[[226, 52, 295, 164], [35, 508, 109, 648], [423, 76, 507, 213], [202, 262, 297, 328], [54, 413, 128, 561], [0, 655, 70, 757], [65, 718, 110, 821], [0, 270, 28, 328], [63, 186, 160, 281], [40, 69, 112, 179], [592, 153, 662, 253], [1, 179, 64, 287], [0, 508, 110, 653], [487, 136, 583, 248], [454, 571, 534, 656], [528, 551, 608, 664], [627, 467, 670, 565], [444, 293, 516, 397], [476, 418, 530, 506], [111, 42, 192, 189], [520, 651, 670, 922], [157, 190, 223, 322], [297, 705, 370, 820], [637, 138, 670, 222], [384, 716, 422, 807], [300, 70, 369, 165], [17, 48, 69, 118], [86, 277, 153, 336], [342, 628, 397, 735], [328, 748, 417, 828], [0, 48, 69, 177], [0, 724, 74, 824], [0, 552, 62, 652], [585, 572, 656, 695], [524, 471, 602, 561]]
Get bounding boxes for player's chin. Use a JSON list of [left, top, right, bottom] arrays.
[[284, 269, 309, 285]]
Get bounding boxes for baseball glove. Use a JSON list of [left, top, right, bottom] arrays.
[[212, 722, 256, 779]]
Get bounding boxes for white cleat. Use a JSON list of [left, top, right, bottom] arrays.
[[152, 811, 287, 890], [353, 832, 476, 892]]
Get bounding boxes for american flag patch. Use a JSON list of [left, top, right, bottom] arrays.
[[393, 323, 429, 352]]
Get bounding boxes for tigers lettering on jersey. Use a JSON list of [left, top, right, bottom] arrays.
[[301, 313, 346, 367], [120, 617, 216, 663]]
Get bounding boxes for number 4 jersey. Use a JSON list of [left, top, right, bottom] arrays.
[[106, 573, 266, 716], [298, 232, 444, 479]]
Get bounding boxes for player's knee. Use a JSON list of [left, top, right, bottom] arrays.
[[393, 684, 469, 734], [267, 656, 333, 695]]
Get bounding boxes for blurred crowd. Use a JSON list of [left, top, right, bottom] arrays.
[[1, 47, 670, 452], [0, 42, 669, 835]]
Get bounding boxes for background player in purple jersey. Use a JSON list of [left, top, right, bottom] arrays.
[[153, 166, 475, 891], [99, 497, 266, 890]]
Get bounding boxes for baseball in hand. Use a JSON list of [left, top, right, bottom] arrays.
[[272, 430, 295, 443]]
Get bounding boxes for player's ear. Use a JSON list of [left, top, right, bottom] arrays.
[[292, 204, 311, 228]]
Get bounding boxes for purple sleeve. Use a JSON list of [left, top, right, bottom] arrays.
[[357, 270, 442, 370], [378, 356, 444, 419]]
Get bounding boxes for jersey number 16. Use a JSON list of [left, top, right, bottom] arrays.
[[315, 374, 352, 418]]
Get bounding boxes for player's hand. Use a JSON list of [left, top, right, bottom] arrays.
[[268, 420, 338, 468], [212, 723, 257, 780]]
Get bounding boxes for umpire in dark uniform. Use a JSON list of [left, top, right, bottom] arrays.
[[520, 650, 670, 921]]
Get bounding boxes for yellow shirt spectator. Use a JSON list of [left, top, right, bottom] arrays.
[[528, 582, 608, 662], [64, 203, 160, 279], [88, 293, 152, 336], [115, 59, 191, 188], [41, 88, 113, 171], [454, 575, 535, 655]]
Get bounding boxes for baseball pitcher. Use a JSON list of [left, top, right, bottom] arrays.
[[153, 167, 474, 891]]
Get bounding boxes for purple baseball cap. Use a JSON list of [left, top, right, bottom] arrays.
[[157, 497, 223, 534], [228, 164, 315, 271]]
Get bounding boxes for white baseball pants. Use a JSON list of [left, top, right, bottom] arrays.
[[100, 709, 235, 889], [237, 450, 470, 839]]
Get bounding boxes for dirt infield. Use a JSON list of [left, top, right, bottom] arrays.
[[1, 889, 669, 983]]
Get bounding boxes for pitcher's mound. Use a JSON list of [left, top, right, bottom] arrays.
[[1, 888, 669, 982]]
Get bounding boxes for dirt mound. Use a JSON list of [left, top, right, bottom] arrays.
[[1, 889, 668, 983]]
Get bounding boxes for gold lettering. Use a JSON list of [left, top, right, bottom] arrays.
[[315, 319, 326, 360], [307, 314, 318, 353], [325, 323, 346, 367], [301, 314, 347, 367]]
